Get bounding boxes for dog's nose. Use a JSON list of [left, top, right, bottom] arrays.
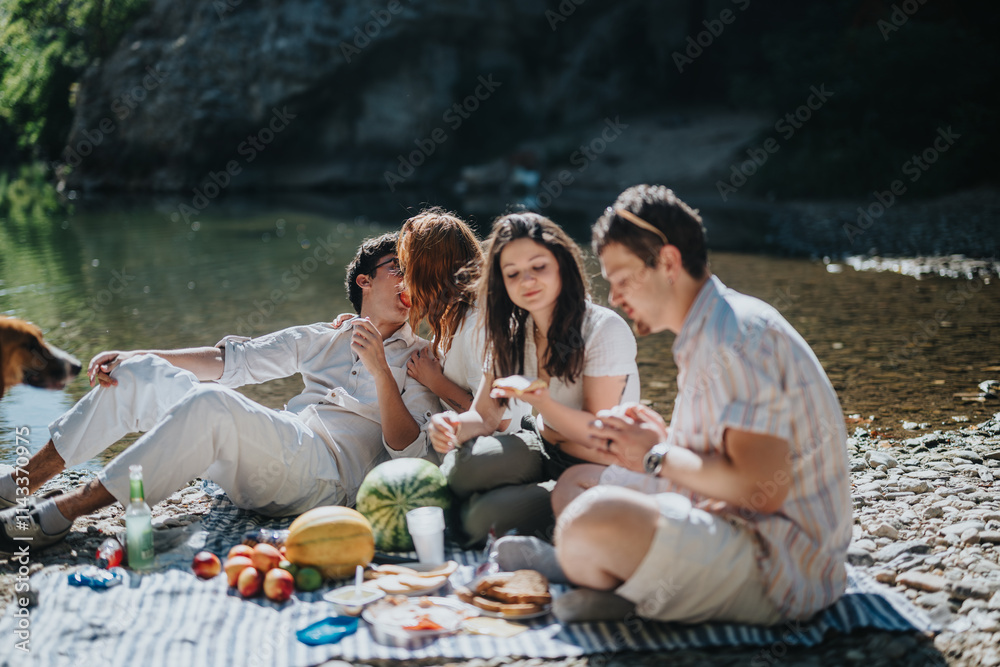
[[69, 358, 82, 377]]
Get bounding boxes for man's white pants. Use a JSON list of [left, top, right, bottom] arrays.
[[49, 355, 345, 516]]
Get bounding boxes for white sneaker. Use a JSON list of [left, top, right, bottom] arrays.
[[0, 504, 71, 554]]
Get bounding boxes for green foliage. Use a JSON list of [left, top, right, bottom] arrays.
[[0, 0, 149, 160], [0, 162, 66, 224]]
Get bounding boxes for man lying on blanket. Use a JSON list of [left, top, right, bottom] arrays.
[[497, 185, 851, 625], [0, 233, 440, 552]]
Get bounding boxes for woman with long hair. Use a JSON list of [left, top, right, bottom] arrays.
[[396, 207, 525, 432], [430, 212, 639, 545]]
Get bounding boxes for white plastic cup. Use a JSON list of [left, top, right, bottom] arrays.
[[405, 506, 445, 565]]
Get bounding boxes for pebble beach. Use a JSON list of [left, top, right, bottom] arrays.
[[4, 409, 1000, 666]]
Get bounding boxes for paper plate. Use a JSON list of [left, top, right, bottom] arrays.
[[362, 596, 479, 648], [365, 561, 456, 597]]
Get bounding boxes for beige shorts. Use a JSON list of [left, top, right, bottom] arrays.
[[601, 466, 782, 625]]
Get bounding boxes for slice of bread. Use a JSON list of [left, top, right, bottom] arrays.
[[472, 596, 506, 613], [474, 572, 514, 596], [496, 602, 546, 617], [470, 595, 546, 616], [489, 570, 552, 605], [454, 585, 475, 605], [492, 375, 548, 396]]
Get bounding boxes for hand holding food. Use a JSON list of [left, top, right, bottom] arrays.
[[490, 375, 547, 398]]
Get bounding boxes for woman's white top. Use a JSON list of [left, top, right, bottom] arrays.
[[441, 308, 529, 434], [523, 301, 640, 410]]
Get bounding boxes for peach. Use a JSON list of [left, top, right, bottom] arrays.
[[224, 556, 255, 587], [192, 551, 222, 579], [227, 544, 254, 560], [237, 566, 262, 597], [263, 568, 295, 603], [251, 543, 282, 573]]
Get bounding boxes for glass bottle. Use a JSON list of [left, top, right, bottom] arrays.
[[125, 464, 154, 570]]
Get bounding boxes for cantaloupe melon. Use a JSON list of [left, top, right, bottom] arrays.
[[284, 506, 375, 579]]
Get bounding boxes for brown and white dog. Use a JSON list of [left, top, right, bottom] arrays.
[[0, 317, 81, 399]]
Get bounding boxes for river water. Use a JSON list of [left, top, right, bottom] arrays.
[[1, 192, 998, 470]]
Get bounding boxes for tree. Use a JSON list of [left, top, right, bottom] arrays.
[[0, 0, 149, 161]]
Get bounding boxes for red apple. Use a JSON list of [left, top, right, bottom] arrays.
[[192, 551, 222, 579], [224, 556, 255, 587], [251, 543, 282, 573], [263, 568, 295, 603], [227, 544, 254, 560], [237, 566, 262, 597]]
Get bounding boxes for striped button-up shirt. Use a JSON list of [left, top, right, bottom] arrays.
[[641, 275, 852, 619]]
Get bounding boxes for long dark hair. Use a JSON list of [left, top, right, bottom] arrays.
[[479, 212, 590, 393], [397, 207, 482, 355]]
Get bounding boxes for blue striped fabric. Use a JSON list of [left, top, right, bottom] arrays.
[[0, 483, 936, 666]]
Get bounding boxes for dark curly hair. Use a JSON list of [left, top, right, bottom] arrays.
[[592, 184, 708, 279], [345, 232, 399, 313], [479, 212, 590, 400]]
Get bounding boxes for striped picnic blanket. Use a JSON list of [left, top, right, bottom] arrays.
[[0, 482, 937, 666]]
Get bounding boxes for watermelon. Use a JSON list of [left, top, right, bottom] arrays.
[[355, 459, 452, 551]]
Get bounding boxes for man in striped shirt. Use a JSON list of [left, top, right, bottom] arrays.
[[547, 184, 852, 624]]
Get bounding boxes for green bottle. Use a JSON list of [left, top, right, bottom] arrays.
[[126, 465, 154, 570]]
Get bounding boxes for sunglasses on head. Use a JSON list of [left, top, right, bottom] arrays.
[[608, 207, 668, 246]]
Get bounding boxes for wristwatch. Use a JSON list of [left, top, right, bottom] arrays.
[[643, 443, 672, 477]]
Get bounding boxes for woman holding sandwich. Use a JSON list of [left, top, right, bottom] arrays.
[[430, 211, 639, 545]]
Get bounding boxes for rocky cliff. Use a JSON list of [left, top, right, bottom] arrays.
[[62, 0, 707, 193]]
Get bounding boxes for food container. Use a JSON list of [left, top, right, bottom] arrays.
[[362, 596, 479, 648], [323, 584, 386, 616]]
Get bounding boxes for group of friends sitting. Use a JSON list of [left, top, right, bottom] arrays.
[[0, 184, 852, 626]]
